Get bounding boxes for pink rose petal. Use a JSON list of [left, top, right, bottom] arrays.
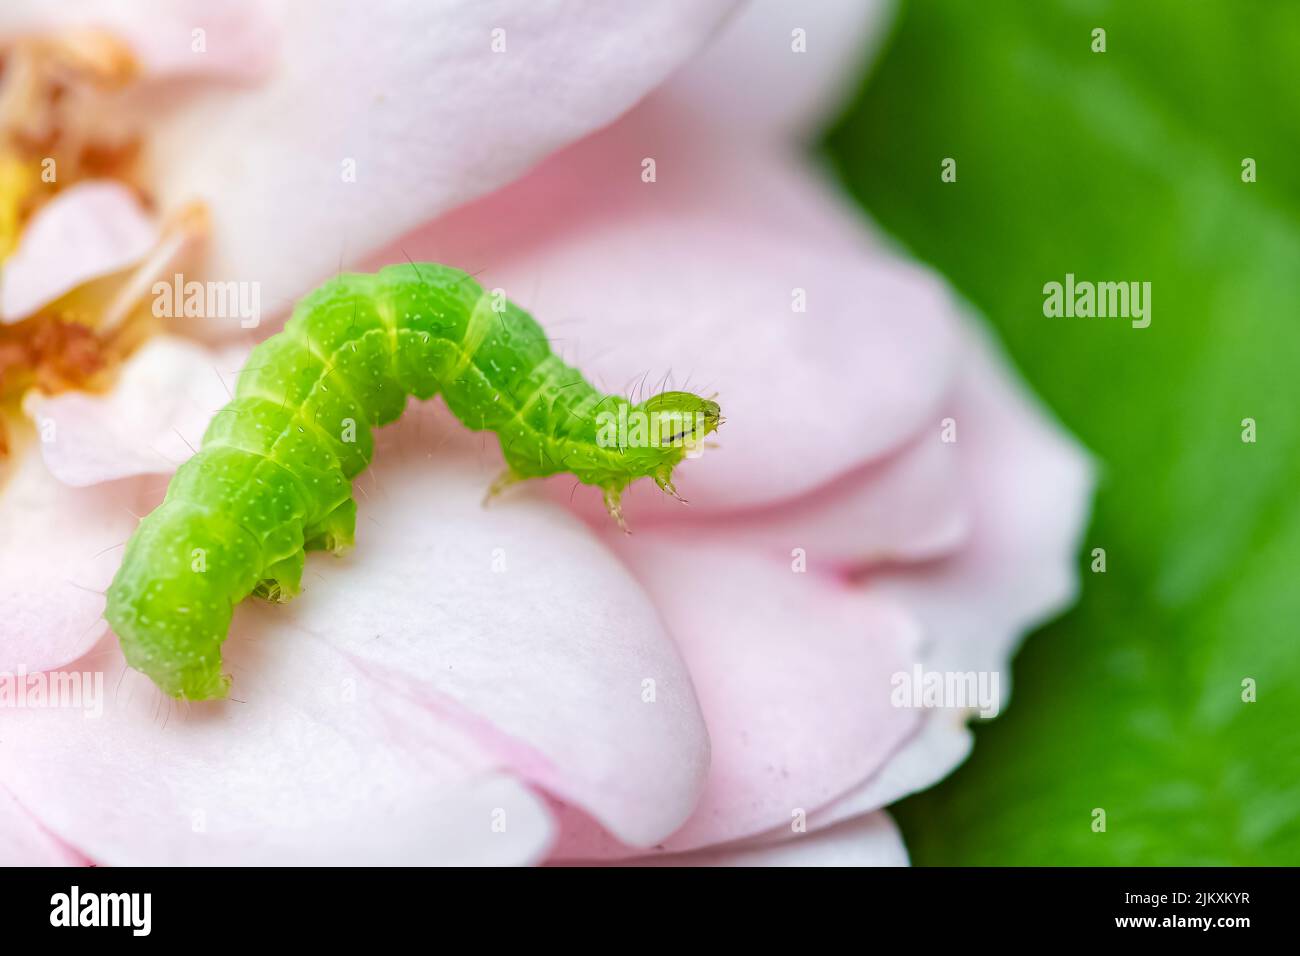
[[0, 0, 276, 80], [783, 326, 1095, 831], [383, 103, 961, 512], [270, 409, 711, 848], [23, 335, 249, 486], [655, 0, 894, 141], [725, 324, 1094, 838], [587, 810, 908, 867], [676, 431, 970, 569], [1, 181, 158, 322], [123, 0, 738, 322], [0, 0, 1095, 869], [0, 443, 145, 674], [868, 322, 1094, 688], [761, 710, 975, 838], [0, 406, 709, 862], [551, 534, 921, 857], [0, 654, 555, 864], [554, 421, 971, 569], [0, 784, 87, 866]]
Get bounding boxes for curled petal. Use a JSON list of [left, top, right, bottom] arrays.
[[613, 810, 908, 867], [805, 324, 1095, 826], [284, 412, 712, 848], [1, 181, 157, 322], [552, 534, 921, 857], [868, 322, 1095, 690], [765, 710, 975, 837], [23, 335, 247, 486], [595, 429, 970, 570]]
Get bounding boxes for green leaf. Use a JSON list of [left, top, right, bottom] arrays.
[[823, 0, 1300, 864]]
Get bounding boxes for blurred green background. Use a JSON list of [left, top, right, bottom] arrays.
[[821, 0, 1299, 865]]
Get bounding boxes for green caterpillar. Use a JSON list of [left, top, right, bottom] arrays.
[[105, 263, 722, 701]]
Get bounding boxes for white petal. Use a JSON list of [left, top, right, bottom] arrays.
[[1, 181, 157, 322]]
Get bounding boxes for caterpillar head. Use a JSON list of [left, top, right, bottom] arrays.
[[641, 391, 722, 452], [631, 390, 723, 495]]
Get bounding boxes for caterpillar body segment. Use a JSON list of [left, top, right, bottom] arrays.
[[104, 263, 722, 700]]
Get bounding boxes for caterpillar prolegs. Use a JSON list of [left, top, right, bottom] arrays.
[[104, 263, 722, 700]]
